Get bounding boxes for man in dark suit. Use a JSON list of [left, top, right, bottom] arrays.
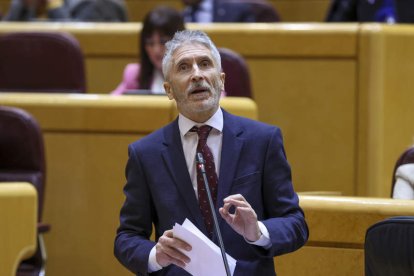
[[326, 0, 414, 23], [114, 30, 308, 275], [182, 0, 279, 23]]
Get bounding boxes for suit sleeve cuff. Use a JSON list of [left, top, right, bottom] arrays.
[[246, 221, 272, 249], [148, 246, 163, 272]]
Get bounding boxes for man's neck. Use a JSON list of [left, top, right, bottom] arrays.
[[182, 106, 219, 124]]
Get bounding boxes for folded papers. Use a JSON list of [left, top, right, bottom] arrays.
[[173, 218, 236, 276]]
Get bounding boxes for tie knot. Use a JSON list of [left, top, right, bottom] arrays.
[[190, 125, 212, 141]]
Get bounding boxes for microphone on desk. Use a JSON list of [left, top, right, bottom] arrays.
[[196, 152, 231, 276]]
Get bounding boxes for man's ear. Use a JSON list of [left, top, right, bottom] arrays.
[[164, 82, 174, 100], [220, 72, 225, 91]]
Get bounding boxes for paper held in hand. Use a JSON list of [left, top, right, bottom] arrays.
[[173, 218, 236, 276]]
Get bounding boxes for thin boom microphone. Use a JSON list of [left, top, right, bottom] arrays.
[[196, 152, 231, 276]]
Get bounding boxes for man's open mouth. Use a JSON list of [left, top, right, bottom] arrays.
[[190, 87, 209, 94]]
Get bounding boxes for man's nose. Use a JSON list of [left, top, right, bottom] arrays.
[[191, 64, 203, 82]]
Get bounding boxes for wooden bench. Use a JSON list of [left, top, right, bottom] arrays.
[[0, 93, 257, 276], [276, 195, 414, 275]]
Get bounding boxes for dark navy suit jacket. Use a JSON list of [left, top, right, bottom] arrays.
[[326, 0, 414, 23], [114, 109, 308, 276]]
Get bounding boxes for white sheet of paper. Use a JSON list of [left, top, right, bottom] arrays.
[[173, 218, 236, 276]]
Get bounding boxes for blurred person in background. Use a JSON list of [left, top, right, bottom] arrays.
[[3, 0, 127, 21], [326, 0, 414, 23], [392, 146, 414, 199], [111, 6, 185, 95]]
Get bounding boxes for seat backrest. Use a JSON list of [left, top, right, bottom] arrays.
[[247, 0, 279, 22], [224, 0, 280, 22], [390, 146, 414, 196], [219, 47, 252, 98], [0, 106, 46, 221], [365, 216, 414, 276], [0, 32, 86, 93]]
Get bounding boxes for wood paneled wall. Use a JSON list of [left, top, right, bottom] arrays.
[[1, 23, 414, 198]]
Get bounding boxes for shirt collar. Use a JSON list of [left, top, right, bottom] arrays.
[[178, 107, 223, 137]]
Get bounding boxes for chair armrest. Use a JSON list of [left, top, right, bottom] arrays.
[[37, 222, 51, 233]]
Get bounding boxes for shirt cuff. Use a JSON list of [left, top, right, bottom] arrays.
[[148, 246, 163, 272], [246, 222, 272, 249]]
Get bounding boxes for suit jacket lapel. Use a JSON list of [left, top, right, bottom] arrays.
[[217, 111, 244, 224], [161, 120, 205, 229]]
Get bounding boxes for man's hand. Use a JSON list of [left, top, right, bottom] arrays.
[[219, 194, 261, 242], [155, 230, 192, 268]]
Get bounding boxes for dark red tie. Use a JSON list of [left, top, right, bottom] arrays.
[[191, 125, 218, 237]]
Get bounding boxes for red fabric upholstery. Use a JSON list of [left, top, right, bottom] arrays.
[[224, 0, 280, 22], [0, 32, 86, 93], [219, 47, 253, 98]]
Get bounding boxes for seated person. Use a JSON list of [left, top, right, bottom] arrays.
[[392, 146, 414, 200], [3, 0, 127, 22], [326, 0, 414, 23], [111, 6, 185, 95], [182, 0, 279, 23]]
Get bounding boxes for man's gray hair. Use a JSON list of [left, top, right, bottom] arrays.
[[162, 30, 222, 80]]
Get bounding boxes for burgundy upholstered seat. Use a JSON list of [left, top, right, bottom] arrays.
[[219, 47, 253, 98], [223, 0, 280, 22], [0, 105, 49, 276], [0, 32, 86, 93]]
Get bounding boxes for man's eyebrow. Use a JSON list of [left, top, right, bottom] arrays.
[[197, 55, 213, 61], [175, 54, 212, 65], [175, 57, 190, 65]]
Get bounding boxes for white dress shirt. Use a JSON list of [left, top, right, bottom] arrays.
[[393, 163, 414, 199]]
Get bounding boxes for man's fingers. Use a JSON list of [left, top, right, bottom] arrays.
[[156, 247, 189, 268], [159, 230, 191, 250], [160, 246, 190, 265], [156, 230, 192, 267]]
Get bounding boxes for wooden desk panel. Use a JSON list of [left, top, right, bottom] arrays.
[[276, 195, 414, 275], [357, 24, 414, 197], [1, 23, 414, 198], [0, 93, 257, 276], [0, 23, 359, 196], [276, 246, 364, 276], [0, 183, 37, 276], [250, 58, 356, 194]]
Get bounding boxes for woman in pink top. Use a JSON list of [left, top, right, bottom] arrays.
[[111, 6, 185, 95]]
